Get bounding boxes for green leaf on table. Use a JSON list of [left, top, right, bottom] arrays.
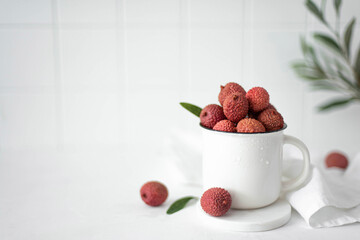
[[344, 18, 356, 57], [166, 196, 198, 215], [334, 0, 342, 15], [318, 97, 354, 111], [180, 102, 202, 117], [306, 0, 324, 23], [313, 33, 342, 54]]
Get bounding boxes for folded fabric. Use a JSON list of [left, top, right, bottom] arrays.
[[286, 153, 360, 228]]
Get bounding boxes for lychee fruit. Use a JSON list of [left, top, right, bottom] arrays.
[[266, 103, 276, 111], [237, 118, 266, 133], [200, 104, 226, 129], [325, 152, 348, 169], [246, 87, 270, 112], [247, 103, 276, 119], [257, 108, 284, 132], [223, 93, 249, 123], [140, 181, 168, 206], [200, 187, 232, 217], [218, 82, 246, 106], [213, 120, 236, 132]]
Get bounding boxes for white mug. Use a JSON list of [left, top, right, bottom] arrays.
[[202, 124, 310, 209]]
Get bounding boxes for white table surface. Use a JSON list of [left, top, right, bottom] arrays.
[[0, 148, 359, 239]]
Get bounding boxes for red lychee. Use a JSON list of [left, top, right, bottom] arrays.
[[223, 93, 249, 123], [247, 103, 276, 119], [237, 118, 265, 133], [213, 120, 236, 132], [325, 152, 348, 169], [218, 82, 246, 106], [200, 187, 232, 217], [200, 104, 226, 129], [246, 87, 270, 112], [257, 108, 284, 132], [140, 181, 168, 206]]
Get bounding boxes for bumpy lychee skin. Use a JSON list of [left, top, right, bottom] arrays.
[[200, 187, 232, 217], [223, 93, 249, 123], [140, 181, 168, 206], [218, 82, 246, 106], [325, 152, 348, 169], [237, 118, 265, 133], [200, 104, 226, 129], [247, 103, 276, 119], [213, 120, 236, 132], [246, 87, 270, 112], [257, 108, 284, 132]]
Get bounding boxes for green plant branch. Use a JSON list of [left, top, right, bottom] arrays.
[[294, 0, 360, 111]]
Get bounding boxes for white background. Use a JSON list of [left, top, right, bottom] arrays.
[[0, 0, 360, 156], [0, 0, 360, 239], [0, 0, 359, 156]]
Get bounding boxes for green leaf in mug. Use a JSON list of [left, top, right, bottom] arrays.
[[166, 196, 198, 215], [180, 102, 202, 117]]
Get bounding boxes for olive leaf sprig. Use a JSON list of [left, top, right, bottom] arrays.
[[166, 196, 198, 215], [292, 0, 360, 111]]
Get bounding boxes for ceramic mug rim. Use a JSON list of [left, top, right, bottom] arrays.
[[200, 123, 287, 135]]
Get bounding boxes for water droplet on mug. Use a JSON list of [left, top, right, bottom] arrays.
[[260, 158, 264, 162], [260, 146, 264, 151], [265, 161, 270, 165]]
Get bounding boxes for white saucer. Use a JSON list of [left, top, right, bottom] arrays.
[[197, 199, 291, 232]]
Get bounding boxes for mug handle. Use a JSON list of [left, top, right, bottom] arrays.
[[281, 135, 311, 192]]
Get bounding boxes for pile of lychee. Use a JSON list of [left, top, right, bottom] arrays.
[[200, 82, 284, 133]]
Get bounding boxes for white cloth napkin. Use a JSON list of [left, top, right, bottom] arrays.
[[285, 153, 360, 228]]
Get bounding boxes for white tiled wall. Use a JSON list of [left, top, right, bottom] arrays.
[[0, 0, 359, 156]]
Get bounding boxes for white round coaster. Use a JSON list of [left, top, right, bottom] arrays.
[[197, 199, 291, 232]]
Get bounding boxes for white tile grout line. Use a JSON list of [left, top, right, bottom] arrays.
[[249, 0, 254, 86], [179, 0, 190, 98], [117, 0, 130, 146], [187, 0, 192, 94], [115, 0, 122, 147], [300, 10, 309, 142], [240, 0, 246, 85], [0, 22, 309, 31], [51, 0, 64, 151]]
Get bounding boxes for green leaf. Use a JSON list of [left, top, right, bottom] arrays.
[[334, 0, 342, 15], [321, 0, 327, 14], [344, 18, 356, 57], [300, 35, 308, 56], [337, 70, 356, 88], [313, 33, 342, 54], [306, 0, 324, 23], [318, 97, 354, 111], [180, 102, 202, 117], [311, 83, 340, 92], [308, 46, 324, 70], [166, 196, 197, 215], [355, 46, 360, 85], [292, 62, 326, 80]]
